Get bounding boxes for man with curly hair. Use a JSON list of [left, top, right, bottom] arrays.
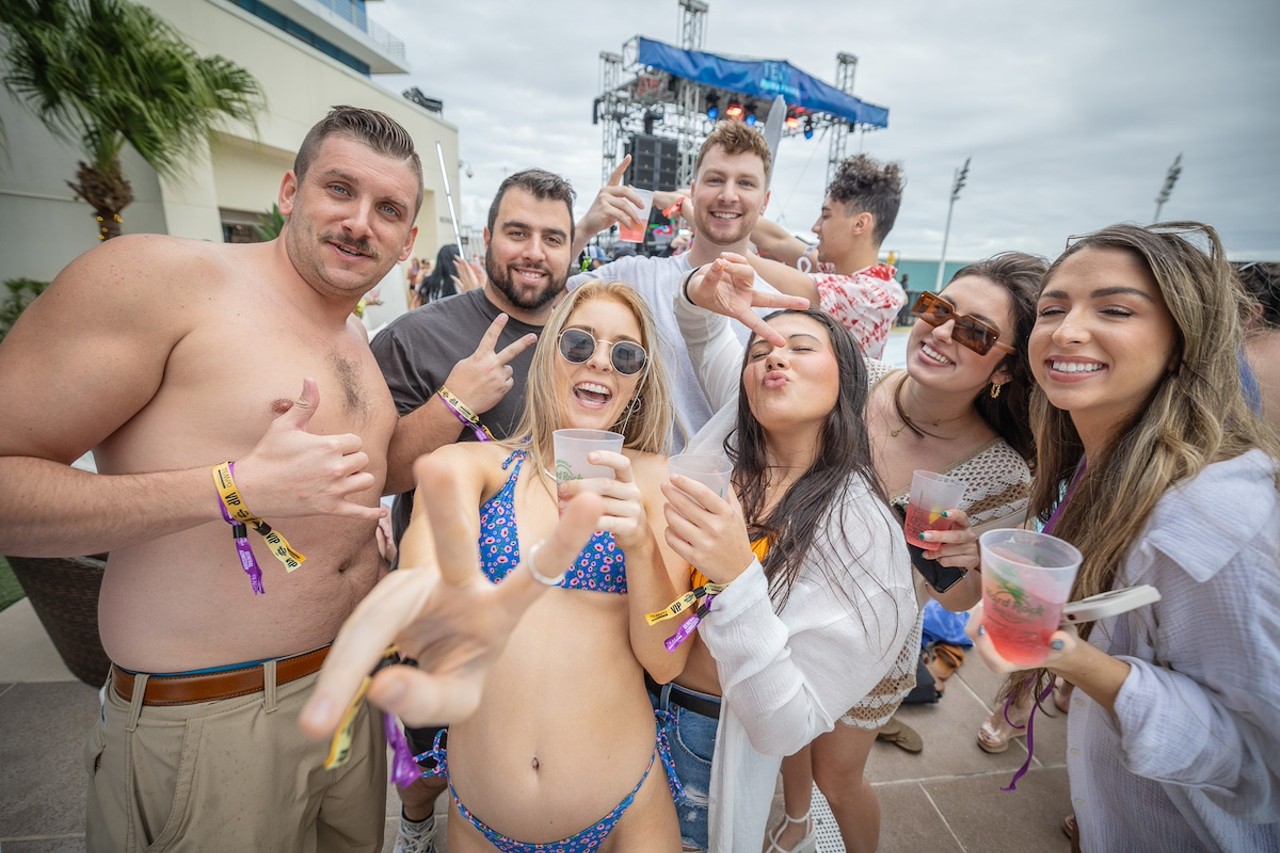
[[752, 153, 907, 358]]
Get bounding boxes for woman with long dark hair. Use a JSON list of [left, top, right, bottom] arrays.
[[971, 222, 1280, 850], [655, 302, 916, 852], [416, 244, 462, 305], [673, 251, 1043, 852]]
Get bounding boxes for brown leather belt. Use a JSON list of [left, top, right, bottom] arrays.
[[112, 645, 331, 706]]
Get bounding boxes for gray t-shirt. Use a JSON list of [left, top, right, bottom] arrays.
[[371, 289, 541, 540]]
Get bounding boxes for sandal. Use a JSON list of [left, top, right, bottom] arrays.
[[875, 716, 924, 753], [976, 702, 1028, 754], [764, 810, 815, 853], [924, 642, 965, 682]]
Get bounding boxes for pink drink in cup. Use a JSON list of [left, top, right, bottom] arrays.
[[904, 470, 966, 551], [616, 188, 654, 243], [979, 528, 1083, 666]]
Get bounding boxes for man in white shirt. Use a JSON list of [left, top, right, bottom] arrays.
[[569, 122, 793, 447]]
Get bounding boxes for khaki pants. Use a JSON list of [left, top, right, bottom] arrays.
[[85, 667, 386, 853]]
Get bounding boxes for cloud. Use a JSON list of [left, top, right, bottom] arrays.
[[373, 0, 1280, 259]]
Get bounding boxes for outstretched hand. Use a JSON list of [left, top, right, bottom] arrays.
[[235, 378, 383, 522], [300, 453, 604, 733], [686, 253, 811, 347]]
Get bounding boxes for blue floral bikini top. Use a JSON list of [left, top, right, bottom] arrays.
[[478, 450, 627, 594]]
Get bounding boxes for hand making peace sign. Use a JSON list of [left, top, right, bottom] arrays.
[[443, 312, 538, 416]]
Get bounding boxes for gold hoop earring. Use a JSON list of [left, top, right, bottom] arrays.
[[989, 382, 1002, 399]]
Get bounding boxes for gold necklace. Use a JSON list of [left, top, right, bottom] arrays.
[[890, 374, 964, 440]]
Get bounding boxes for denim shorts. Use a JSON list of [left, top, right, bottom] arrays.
[[649, 680, 721, 852]]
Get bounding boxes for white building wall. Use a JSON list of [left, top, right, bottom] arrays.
[[0, 0, 456, 284]]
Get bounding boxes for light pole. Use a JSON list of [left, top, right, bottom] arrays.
[[934, 157, 971, 292], [1154, 153, 1182, 222]]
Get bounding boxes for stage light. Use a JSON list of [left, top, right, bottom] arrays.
[[726, 100, 744, 119], [705, 93, 720, 120], [803, 117, 815, 140], [744, 102, 758, 126], [785, 109, 800, 130]]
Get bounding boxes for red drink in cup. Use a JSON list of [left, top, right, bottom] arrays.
[[905, 470, 966, 551], [617, 188, 654, 243], [979, 531, 1083, 667], [903, 503, 957, 550]]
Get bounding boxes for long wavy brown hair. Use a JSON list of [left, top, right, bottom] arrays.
[[1003, 221, 1280, 706]]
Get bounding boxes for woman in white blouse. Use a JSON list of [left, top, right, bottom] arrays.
[[654, 303, 916, 852], [971, 222, 1280, 851]]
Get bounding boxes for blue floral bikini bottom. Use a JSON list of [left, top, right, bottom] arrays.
[[414, 712, 682, 852]]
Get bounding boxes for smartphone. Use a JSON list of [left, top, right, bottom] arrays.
[[895, 505, 968, 593]]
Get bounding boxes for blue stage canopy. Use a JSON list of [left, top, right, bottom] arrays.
[[636, 37, 888, 128]]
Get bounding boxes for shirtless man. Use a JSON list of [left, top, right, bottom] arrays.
[[0, 106, 572, 853]]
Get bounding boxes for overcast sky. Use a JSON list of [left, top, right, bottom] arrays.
[[369, 0, 1279, 262]]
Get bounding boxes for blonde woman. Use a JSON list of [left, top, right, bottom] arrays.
[[414, 281, 688, 851]]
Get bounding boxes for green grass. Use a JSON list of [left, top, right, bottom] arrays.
[[0, 555, 26, 612]]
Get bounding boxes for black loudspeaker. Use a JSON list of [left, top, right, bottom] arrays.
[[626, 134, 680, 191]]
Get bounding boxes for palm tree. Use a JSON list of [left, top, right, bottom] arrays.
[[0, 0, 265, 240]]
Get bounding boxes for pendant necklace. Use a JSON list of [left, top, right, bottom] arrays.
[[890, 373, 964, 440]]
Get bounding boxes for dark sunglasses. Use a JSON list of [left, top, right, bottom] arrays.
[[557, 328, 648, 375], [911, 291, 1015, 356]]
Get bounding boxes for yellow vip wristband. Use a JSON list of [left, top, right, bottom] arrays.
[[645, 582, 731, 625], [324, 674, 370, 769], [646, 590, 699, 625], [325, 647, 399, 770], [254, 523, 306, 572], [213, 462, 307, 570], [213, 461, 257, 524]]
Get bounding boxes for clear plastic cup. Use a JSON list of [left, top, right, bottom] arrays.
[[904, 470, 967, 551], [979, 528, 1083, 666], [552, 429, 624, 482], [668, 453, 733, 498], [616, 188, 654, 243]]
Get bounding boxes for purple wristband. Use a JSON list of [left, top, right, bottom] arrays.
[[218, 464, 265, 595]]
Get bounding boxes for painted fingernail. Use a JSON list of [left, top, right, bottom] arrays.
[[977, 625, 985, 636], [1050, 639, 1065, 651], [918, 532, 930, 541], [941, 510, 950, 518]]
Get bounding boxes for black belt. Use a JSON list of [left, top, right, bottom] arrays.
[[645, 672, 721, 720]]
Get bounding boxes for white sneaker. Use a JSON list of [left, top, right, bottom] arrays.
[[393, 813, 437, 853]]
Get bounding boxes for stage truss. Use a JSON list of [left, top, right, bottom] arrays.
[[594, 0, 880, 191]]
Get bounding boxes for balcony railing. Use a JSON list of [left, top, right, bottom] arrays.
[[306, 0, 405, 62]]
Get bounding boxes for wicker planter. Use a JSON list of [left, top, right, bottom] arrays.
[[6, 554, 110, 686]]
